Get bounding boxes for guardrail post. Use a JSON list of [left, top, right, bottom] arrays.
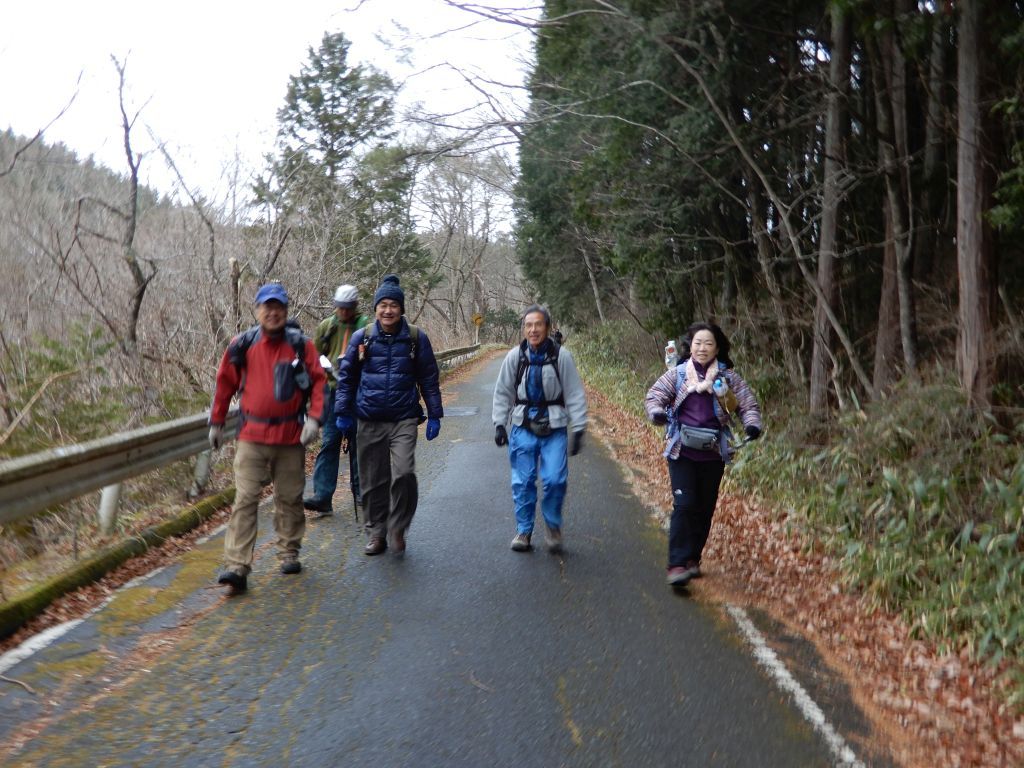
[[98, 483, 122, 534], [189, 450, 213, 500]]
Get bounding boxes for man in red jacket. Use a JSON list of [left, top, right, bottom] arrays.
[[208, 283, 326, 594]]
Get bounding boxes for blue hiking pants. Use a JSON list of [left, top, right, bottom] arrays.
[[508, 424, 568, 535]]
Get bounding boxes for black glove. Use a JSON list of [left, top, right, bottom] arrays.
[[494, 424, 508, 447], [570, 431, 584, 456], [745, 425, 761, 441], [651, 409, 668, 426]]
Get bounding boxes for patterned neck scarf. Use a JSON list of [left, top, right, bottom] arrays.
[[684, 358, 718, 394]]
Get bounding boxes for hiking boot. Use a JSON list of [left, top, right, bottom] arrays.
[[364, 536, 387, 556], [303, 497, 333, 516], [217, 570, 248, 594], [545, 526, 563, 554], [280, 556, 302, 575], [510, 532, 532, 552], [391, 528, 406, 556], [666, 566, 693, 587]]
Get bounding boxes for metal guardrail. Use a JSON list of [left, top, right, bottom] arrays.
[[436, 344, 480, 363], [0, 412, 241, 525], [0, 343, 480, 526]]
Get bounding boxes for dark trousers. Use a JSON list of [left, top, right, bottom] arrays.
[[311, 391, 361, 508], [666, 456, 725, 568], [356, 418, 418, 539]]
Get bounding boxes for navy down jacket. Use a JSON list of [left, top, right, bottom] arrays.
[[334, 318, 444, 423]]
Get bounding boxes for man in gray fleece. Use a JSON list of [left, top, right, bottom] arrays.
[[492, 305, 588, 554]]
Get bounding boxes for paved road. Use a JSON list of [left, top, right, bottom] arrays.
[[0, 354, 885, 767]]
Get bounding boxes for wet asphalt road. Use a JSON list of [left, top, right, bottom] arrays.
[[0, 354, 875, 767]]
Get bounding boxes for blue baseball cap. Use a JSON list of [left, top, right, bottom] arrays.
[[254, 283, 289, 306]]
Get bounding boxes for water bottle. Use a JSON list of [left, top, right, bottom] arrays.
[[713, 376, 738, 412], [664, 340, 678, 369]]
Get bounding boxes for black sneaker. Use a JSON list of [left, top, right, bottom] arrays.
[[217, 570, 248, 594], [281, 556, 302, 575]]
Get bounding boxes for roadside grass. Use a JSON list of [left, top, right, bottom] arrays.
[[572, 320, 1024, 710]]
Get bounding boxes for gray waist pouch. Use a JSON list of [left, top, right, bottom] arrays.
[[679, 425, 720, 451]]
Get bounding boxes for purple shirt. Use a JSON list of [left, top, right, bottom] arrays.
[[677, 360, 722, 462]]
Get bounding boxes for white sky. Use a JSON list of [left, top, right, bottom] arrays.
[[1, 0, 535, 202]]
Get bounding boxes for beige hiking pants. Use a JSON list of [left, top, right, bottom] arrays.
[[223, 441, 306, 575]]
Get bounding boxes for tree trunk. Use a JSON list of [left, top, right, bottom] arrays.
[[810, 3, 851, 416], [230, 257, 243, 334], [746, 184, 805, 389], [719, 242, 736, 323], [868, 29, 918, 381], [955, 0, 996, 408], [873, 205, 900, 395], [914, 7, 949, 280], [580, 247, 606, 323], [114, 58, 154, 356]]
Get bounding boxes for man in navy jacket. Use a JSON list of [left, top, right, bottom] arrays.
[[334, 275, 443, 556]]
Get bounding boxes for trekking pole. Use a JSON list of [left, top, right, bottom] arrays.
[[342, 435, 358, 522]]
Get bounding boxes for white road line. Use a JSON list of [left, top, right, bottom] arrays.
[[0, 523, 229, 676], [726, 604, 865, 768], [0, 619, 87, 675]]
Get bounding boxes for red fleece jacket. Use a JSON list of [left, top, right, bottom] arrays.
[[210, 332, 325, 445]]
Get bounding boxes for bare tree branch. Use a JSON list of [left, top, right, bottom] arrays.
[[0, 369, 77, 448], [0, 79, 80, 179]]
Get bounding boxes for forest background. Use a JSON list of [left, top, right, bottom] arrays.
[[1, 0, 1023, 750]]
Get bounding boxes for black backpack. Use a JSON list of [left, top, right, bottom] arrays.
[[227, 320, 313, 423]]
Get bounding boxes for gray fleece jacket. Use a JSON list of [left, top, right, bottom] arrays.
[[492, 341, 588, 433]]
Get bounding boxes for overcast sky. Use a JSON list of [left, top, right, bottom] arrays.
[[1, 0, 534, 202]]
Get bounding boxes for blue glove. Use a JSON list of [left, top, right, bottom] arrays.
[[426, 417, 441, 441], [336, 414, 354, 435]]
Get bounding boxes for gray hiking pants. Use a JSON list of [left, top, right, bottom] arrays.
[[356, 418, 419, 539]]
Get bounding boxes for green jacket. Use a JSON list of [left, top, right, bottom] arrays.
[[314, 313, 369, 386]]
